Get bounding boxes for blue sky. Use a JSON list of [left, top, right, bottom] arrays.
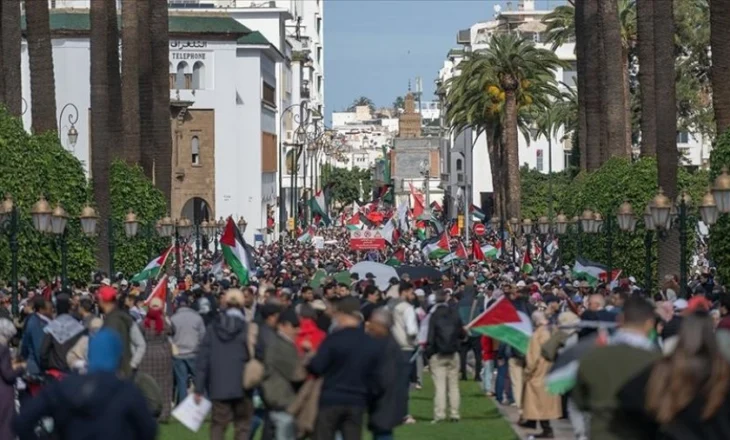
[[324, 0, 563, 123]]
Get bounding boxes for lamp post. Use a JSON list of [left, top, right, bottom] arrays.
[[537, 216, 550, 267], [0, 195, 20, 315], [522, 218, 534, 269], [509, 217, 519, 262], [554, 213, 569, 266], [58, 103, 79, 152], [49, 204, 69, 288]]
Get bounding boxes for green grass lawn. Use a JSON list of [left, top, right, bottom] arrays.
[[159, 377, 517, 440]]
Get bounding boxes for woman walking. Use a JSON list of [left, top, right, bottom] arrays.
[[139, 298, 173, 422]]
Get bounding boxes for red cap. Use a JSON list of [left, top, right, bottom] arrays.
[[686, 296, 711, 314], [98, 286, 117, 303]]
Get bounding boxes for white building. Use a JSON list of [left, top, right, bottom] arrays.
[[22, 9, 283, 243], [330, 106, 398, 172]]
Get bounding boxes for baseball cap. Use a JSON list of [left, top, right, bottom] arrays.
[[100, 278, 111, 286], [98, 286, 117, 302], [516, 280, 526, 288]]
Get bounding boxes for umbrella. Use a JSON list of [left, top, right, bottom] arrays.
[[396, 265, 442, 281], [349, 261, 398, 291]]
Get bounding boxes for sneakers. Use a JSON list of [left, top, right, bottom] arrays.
[[403, 415, 417, 425]]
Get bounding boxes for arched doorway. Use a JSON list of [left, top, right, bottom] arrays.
[[181, 197, 212, 225]]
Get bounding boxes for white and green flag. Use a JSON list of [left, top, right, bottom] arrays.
[[130, 246, 173, 282], [308, 190, 331, 225], [220, 217, 252, 284], [572, 257, 608, 286]]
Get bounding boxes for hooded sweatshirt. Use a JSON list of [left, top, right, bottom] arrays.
[[14, 329, 157, 440]]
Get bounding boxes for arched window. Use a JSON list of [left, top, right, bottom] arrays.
[[192, 61, 205, 90], [176, 61, 188, 89], [456, 158, 463, 171], [191, 136, 200, 165]]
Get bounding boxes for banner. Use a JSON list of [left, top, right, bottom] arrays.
[[349, 230, 386, 250]]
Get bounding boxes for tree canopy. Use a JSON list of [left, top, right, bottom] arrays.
[[321, 165, 373, 207]]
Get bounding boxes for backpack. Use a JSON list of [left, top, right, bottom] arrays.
[[430, 307, 461, 356]]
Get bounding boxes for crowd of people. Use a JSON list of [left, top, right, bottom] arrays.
[[0, 221, 728, 440]]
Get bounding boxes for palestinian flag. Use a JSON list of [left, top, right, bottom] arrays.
[[144, 275, 168, 309], [415, 220, 427, 240], [385, 248, 405, 267], [298, 226, 315, 243], [472, 240, 486, 261], [449, 221, 460, 237], [467, 296, 533, 354], [409, 183, 425, 219], [308, 190, 331, 225], [220, 217, 252, 284], [347, 212, 364, 230], [521, 249, 533, 274], [470, 205, 486, 221], [421, 232, 450, 260], [130, 246, 173, 282], [573, 257, 608, 286], [483, 240, 502, 259]]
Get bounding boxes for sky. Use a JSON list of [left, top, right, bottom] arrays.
[[323, 0, 563, 124]]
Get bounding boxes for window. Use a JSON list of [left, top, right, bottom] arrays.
[[176, 61, 192, 89], [191, 136, 200, 165], [536, 149, 544, 171], [317, 17, 322, 36], [677, 131, 690, 144], [192, 61, 205, 90], [456, 158, 462, 171], [317, 75, 322, 94], [564, 150, 572, 169], [317, 47, 322, 64], [263, 81, 276, 106], [532, 32, 541, 43]]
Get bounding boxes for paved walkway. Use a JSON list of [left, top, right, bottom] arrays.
[[492, 398, 574, 440]]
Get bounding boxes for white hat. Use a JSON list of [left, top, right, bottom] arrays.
[[427, 293, 436, 306], [120, 279, 129, 287], [629, 276, 636, 283], [415, 288, 426, 297], [673, 299, 689, 311], [101, 278, 111, 286], [516, 280, 526, 288]]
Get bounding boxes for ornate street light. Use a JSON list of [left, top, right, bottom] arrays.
[[555, 213, 568, 235], [522, 218, 534, 235], [31, 195, 52, 233], [700, 188, 719, 226], [650, 188, 672, 230], [50, 204, 68, 235], [509, 217, 520, 234], [490, 215, 500, 231], [581, 209, 594, 234], [0, 195, 13, 224], [200, 220, 211, 237], [159, 215, 174, 237], [712, 167, 730, 214], [177, 217, 193, 239], [537, 216, 550, 235], [123, 210, 139, 238], [80, 205, 99, 236], [592, 212, 603, 234], [238, 216, 248, 234], [616, 201, 637, 232], [644, 204, 656, 231], [217, 217, 226, 233]]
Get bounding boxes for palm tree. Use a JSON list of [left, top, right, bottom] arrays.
[[137, 0, 154, 178], [1, 0, 22, 116], [106, 0, 122, 159], [121, 0, 141, 163], [90, 0, 113, 271], [711, 0, 730, 135], [637, 0, 656, 156], [150, 0, 172, 206], [655, 0, 679, 280], [25, 0, 57, 133], [348, 96, 375, 112]]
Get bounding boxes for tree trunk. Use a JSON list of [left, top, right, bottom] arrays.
[[121, 0, 141, 164], [0, 1, 6, 103], [638, 0, 657, 156], [574, 0, 588, 171], [583, 0, 603, 170], [598, 0, 629, 159], [654, 0, 680, 282], [485, 124, 502, 220], [712, 0, 730, 135], [622, 50, 632, 153], [503, 89, 520, 220], [26, 0, 57, 133], [90, 0, 112, 272], [106, 0, 123, 161], [137, 0, 154, 178], [150, 0, 172, 209], [1, 0, 22, 116]]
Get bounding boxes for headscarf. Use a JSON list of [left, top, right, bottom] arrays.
[[88, 328, 122, 373], [144, 308, 165, 334], [0, 318, 16, 345]]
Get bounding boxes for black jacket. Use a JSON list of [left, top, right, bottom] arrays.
[[426, 304, 465, 358], [368, 336, 401, 433], [40, 314, 85, 372], [195, 311, 251, 401], [14, 372, 157, 440]]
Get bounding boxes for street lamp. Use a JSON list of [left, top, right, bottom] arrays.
[[490, 215, 500, 231], [158, 215, 174, 238], [581, 209, 594, 235], [238, 216, 248, 234], [50, 204, 69, 288], [537, 216, 550, 266], [555, 213, 569, 235], [80, 205, 99, 237], [712, 167, 730, 214], [123, 210, 139, 239], [592, 212, 604, 234], [58, 103, 80, 151], [31, 195, 52, 233], [650, 188, 672, 230], [700, 188, 719, 226], [617, 201, 637, 233], [522, 218, 534, 235]]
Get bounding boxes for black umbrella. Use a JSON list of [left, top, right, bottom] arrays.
[[396, 265, 442, 281]]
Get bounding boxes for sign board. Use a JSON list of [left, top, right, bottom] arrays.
[[458, 215, 464, 229], [287, 218, 294, 231], [312, 236, 324, 249], [473, 223, 486, 236], [253, 234, 264, 244], [349, 230, 386, 250]]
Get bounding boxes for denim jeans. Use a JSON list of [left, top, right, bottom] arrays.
[[481, 360, 494, 394], [494, 360, 513, 404], [270, 410, 296, 440], [172, 356, 196, 404]]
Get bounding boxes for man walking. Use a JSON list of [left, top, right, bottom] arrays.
[[389, 281, 418, 425], [99, 286, 135, 377], [426, 290, 465, 423], [195, 289, 255, 440], [171, 296, 206, 404]]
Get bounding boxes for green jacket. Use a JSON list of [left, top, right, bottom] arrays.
[[572, 343, 661, 440], [261, 333, 306, 410], [103, 308, 134, 377]]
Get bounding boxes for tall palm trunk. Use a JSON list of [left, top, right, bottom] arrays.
[[90, 0, 113, 271], [654, 0, 679, 281], [150, 0, 172, 208], [137, 0, 154, 177], [622, 49, 632, 151], [503, 88, 520, 220], [575, 0, 588, 171], [637, 0, 657, 156], [1, 0, 22, 116], [121, 0, 140, 164], [106, 0, 122, 161], [26, 0, 57, 133], [598, 0, 629, 158], [583, 0, 603, 170], [485, 124, 502, 220], [712, 0, 730, 135]]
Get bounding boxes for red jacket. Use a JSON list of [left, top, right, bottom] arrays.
[[481, 336, 495, 361], [295, 318, 326, 355]]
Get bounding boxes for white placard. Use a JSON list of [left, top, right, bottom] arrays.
[[172, 394, 212, 433]]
